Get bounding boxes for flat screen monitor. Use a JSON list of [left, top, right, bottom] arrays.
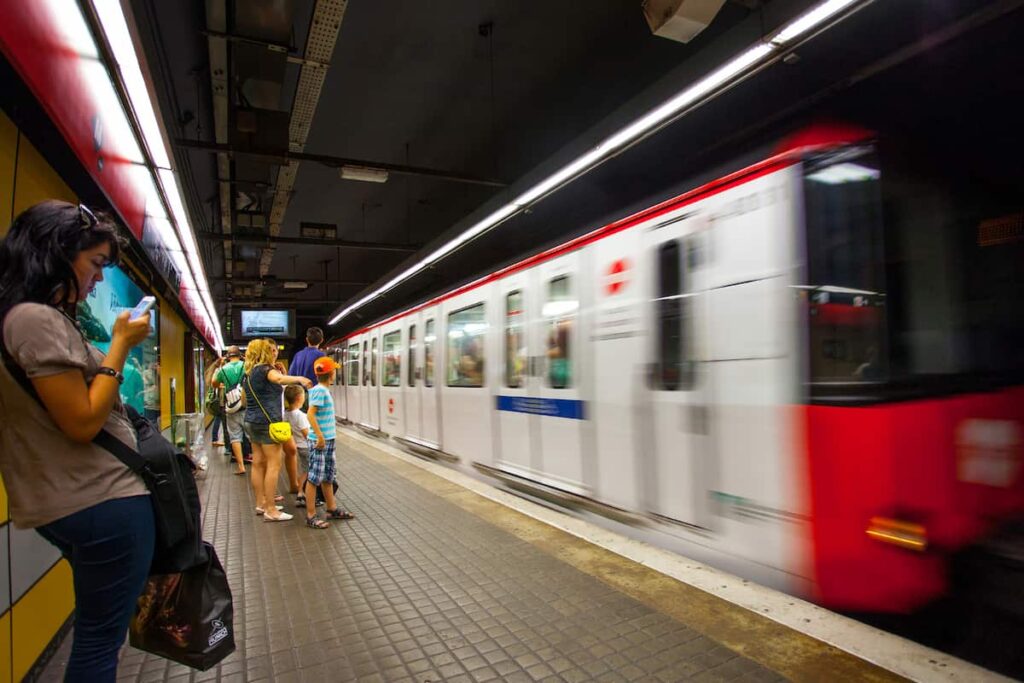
[[240, 310, 294, 338]]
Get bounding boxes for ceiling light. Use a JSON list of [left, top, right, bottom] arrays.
[[806, 162, 880, 184], [340, 165, 389, 183], [770, 0, 861, 46], [283, 281, 309, 290], [328, 0, 871, 328]]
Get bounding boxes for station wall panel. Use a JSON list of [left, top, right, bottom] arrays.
[[0, 610, 11, 683], [160, 303, 188, 431], [11, 561, 73, 682]]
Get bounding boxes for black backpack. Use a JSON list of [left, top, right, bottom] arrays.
[[1, 340, 206, 574]]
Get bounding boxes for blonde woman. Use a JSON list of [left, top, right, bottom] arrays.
[[242, 338, 311, 520]]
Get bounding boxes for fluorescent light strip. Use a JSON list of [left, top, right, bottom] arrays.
[[770, 0, 861, 45], [92, 0, 171, 169], [86, 0, 224, 347], [322, 0, 864, 328]]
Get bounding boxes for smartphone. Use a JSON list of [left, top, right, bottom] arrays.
[[129, 296, 157, 321]]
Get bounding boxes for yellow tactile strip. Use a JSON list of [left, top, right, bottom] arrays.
[[341, 432, 906, 683]]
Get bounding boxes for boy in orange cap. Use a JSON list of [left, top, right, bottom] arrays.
[[305, 356, 355, 528]]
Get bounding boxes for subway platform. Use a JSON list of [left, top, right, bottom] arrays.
[[39, 428, 996, 683]]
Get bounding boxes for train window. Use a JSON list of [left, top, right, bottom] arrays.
[[505, 291, 526, 388], [545, 276, 575, 389], [408, 325, 417, 387], [803, 148, 887, 383], [383, 331, 401, 387], [347, 343, 360, 386], [447, 303, 486, 388], [656, 240, 693, 391], [362, 340, 368, 386], [371, 337, 378, 387], [424, 319, 435, 387]]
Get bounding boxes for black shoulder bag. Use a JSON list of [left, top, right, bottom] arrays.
[[0, 337, 205, 574]]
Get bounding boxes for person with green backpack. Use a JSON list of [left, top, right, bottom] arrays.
[[212, 346, 247, 475]]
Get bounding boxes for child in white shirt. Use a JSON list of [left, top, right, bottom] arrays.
[[284, 385, 311, 506]]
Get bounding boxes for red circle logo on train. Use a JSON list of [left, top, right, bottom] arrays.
[[605, 259, 630, 296], [387, 398, 395, 415]]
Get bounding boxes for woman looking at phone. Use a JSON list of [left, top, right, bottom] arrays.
[[0, 200, 155, 679]]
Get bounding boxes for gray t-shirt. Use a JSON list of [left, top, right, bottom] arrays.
[[0, 303, 147, 528]]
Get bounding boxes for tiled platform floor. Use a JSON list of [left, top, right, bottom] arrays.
[[40, 429, 901, 682]]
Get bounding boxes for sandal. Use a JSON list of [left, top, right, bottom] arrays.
[[254, 505, 284, 515], [325, 508, 355, 520], [234, 468, 246, 476], [306, 516, 329, 529], [273, 494, 284, 503], [295, 495, 306, 507], [264, 511, 293, 522]]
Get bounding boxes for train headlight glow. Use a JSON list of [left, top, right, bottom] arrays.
[[806, 163, 880, 185]]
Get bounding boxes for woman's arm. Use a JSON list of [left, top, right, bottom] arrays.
[[31, 312, 151, 443], [267, 368, 312, 388]]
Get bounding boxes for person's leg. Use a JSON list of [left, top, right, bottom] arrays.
[[249, 437, 268, 511], [262, 443, 286, 519], [211, 414, 223, 445], [37, 496, 154, 682], [227, 412, 245, 474], [283, 438, 300, 493], [305, 447, 324, 520]]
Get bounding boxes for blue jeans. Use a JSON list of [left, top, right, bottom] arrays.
[[36, 496, 155, 682], [210, 414, 223, 442]]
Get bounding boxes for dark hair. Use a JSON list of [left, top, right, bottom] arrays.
[[0, 200, 124, 319], [284, 384, 304, 405], [306, 326, 324, 346]]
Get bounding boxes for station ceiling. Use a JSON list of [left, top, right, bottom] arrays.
[[129, 0, 1023, 342]]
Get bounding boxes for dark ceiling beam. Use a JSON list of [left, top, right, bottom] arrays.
[[174, 138, 507, 188], [210, 276, 369, 286], [197, 232, 421, 252], [224, 299, 346, 306], [199, 29, 329, 68]]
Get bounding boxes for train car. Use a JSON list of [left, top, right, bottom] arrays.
[[328, 127, 1024, 613]]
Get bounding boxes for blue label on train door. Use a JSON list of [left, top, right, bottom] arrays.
[[495, 395, 586, 420]]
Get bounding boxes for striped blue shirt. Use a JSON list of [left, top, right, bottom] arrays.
[[308, 384, 336, 442]]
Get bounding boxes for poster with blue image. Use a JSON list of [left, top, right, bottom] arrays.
[[77, 265, 160, 417]]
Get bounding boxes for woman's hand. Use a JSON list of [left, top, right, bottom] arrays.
[[111, 311, 151, 348], [298, 377, 313, 389]]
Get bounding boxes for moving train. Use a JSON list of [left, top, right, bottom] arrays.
[[326, 126, 1024, 614]]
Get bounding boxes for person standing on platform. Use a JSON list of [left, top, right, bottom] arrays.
[[205, 354, 225, 446], [242, 338, 311, 521], [212, 345, 247, 475], [284, 384, 311, 507], [0, 200, 155, 680], [289, 326, 325, 409], [304, 356, 354, 528]]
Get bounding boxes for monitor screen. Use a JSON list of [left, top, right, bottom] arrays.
[[240, 310, 293, 338]]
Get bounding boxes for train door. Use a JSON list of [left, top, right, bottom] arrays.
[[345, 340, 361, 425], [533, 254, 586, 491], [332, 347, 346, 421], [420, 310, 440, 446], [645, 216, 714, 528], [404, 319, 421, 439], [495, 274, 534, 474], [367, 331, 381, 428], [380, 323, 404, 435]]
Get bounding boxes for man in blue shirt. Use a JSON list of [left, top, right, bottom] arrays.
[[290, 327, 326, 387]]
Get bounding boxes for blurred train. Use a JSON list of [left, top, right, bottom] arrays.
[[326, 126, 1024, 614]]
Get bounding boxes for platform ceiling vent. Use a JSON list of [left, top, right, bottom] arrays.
[[642, 0, 727, 43]]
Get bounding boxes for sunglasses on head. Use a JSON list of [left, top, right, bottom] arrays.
[[78, 204, 98, 230]]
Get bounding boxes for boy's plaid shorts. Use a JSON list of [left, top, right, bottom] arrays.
[[307, 439, 336, 485]]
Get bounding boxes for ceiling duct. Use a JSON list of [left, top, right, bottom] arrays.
[[642, 0, 727, 43], [261, 0, 349, 279]]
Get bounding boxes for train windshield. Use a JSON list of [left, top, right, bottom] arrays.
[[802, 147, 887, 384]]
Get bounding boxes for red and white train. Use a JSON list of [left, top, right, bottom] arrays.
[[327, 126, 1024, 614]]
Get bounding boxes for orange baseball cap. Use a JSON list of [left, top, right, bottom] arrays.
[[313, 356, 339, 375]]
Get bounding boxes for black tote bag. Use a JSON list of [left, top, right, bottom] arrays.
[[129, 542, 236, 671]]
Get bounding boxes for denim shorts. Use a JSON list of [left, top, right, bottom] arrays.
[[243, 421, 276, 445]]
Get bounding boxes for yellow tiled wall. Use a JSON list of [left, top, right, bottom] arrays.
[[0, 109, 76, 682]]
